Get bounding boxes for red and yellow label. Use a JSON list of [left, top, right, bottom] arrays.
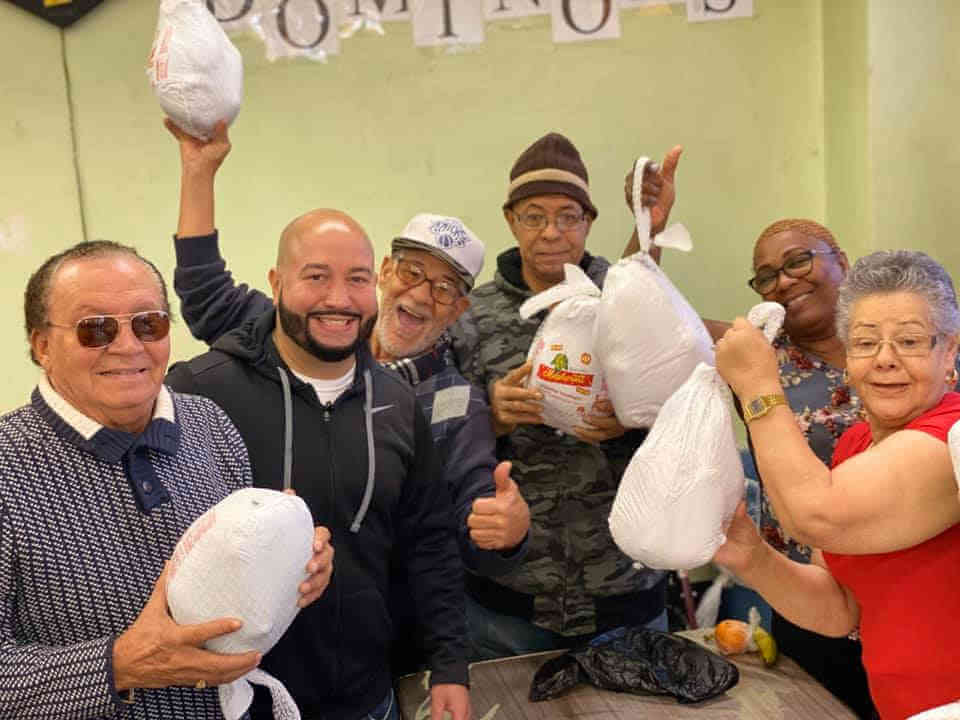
[[537, 364, 595, 388]]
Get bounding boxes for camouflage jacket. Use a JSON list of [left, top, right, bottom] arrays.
[[450, 247, 667, 636]]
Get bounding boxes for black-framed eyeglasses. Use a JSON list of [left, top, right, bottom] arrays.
[[392, 257, 464, 306], [511, 209, 588, 232], [47, 311, 171, 348], [847, 333, 939, 358], [748, 249, 837, 294]]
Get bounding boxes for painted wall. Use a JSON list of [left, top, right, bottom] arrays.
[[0, 5, 85, 400], [868, 0, 960, 271], [1, 0, 830, 413], [823, 0, 870, 261]]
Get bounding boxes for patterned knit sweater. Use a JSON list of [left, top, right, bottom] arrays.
[[0, 378, 252, 719]]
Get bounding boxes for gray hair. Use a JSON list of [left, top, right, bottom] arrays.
[[835, 250, 960, 343]]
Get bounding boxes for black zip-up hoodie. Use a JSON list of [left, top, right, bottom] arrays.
[[166, 310, 468, 719]]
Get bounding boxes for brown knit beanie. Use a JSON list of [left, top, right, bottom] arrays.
[[503, 133, 598, 218]]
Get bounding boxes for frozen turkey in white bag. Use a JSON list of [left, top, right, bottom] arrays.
[[519, 263, 605, 436], [908, 701, 960, 720], [167, 487, 314, 720], [608, 302, 785, 571], [147, 0, 243, 140], [595, 156, 714, 429], [948, 420, 960, 497]]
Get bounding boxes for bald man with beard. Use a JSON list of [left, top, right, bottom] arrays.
[[165, 203, 471, 720]]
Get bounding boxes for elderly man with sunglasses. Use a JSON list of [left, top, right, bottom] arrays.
[[0, 240, 332, 719]]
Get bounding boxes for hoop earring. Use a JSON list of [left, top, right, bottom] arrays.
[[947, 368, 958, 388], [842, 369, 850, 385]]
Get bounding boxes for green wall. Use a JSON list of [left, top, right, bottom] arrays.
[[822, 0, 870, 261], [0, 6, 85, 404], [868, 0, 960, 269], [0, 0, 954, 414]]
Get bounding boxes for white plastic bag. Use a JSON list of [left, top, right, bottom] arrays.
[[147, 0, 244, 140], [947, 420, 960, 497], [693, 569, 734, 630], [908, 702, 960, 720], [608, 302, 785, 571], [167, 488, 314, 720], [520, 264, 605, 436], [595, 156, 714, 429]]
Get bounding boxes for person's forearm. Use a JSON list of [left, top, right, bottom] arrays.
[[621, 228, 640, 259], [620, 228, 662, 264], [733, 545, 856, 637], [177, 167, 216, 238], [702, 319, 731, 342], [745, 400, 837, 545]]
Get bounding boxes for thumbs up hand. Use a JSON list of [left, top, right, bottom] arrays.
[[624, 145, 683, 236], [467, 461, 530, 551], [649, 145, 682, 235]]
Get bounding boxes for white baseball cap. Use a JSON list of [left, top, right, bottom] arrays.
[[391, 213, 485, 290]]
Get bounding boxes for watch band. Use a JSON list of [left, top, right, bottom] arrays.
[[743, 393, 788, 423]]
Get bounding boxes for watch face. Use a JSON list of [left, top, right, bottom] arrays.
[[748, 399, 764, 416]]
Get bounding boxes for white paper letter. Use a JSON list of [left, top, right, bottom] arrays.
[[686, 0, 753, 23], [484, 0, 547, 20], [552, 0, 621, 43], [412, 0, 485, 47]]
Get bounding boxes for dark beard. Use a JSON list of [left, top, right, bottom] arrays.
[[277, 296, 376, 362]]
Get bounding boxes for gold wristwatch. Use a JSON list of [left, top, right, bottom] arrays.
[[743, 393, 788, 423]]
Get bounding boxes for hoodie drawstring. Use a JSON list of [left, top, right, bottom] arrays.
[[277, 367, 294, 492], [277, 365, 375, 533], [350, 368, 376, 533]]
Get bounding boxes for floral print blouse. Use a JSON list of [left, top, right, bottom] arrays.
[[756, 331, 862, 563]]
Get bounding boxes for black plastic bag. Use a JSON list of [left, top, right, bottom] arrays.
[[530, 626, 739, 704]]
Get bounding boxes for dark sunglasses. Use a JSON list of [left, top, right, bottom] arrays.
[[47, 311, 171, 348]]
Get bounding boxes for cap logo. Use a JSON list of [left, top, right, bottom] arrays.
[[430, 219, 471, 250]]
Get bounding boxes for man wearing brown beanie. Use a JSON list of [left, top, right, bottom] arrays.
[[450, 132, 682, 658]]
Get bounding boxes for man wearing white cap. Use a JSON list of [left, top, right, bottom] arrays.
[[377, 213, 531, 562]]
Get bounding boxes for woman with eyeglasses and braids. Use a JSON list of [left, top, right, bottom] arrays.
[[712, 249, 960, 720]]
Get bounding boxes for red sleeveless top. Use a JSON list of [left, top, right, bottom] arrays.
[[824, 392, 960, 720]]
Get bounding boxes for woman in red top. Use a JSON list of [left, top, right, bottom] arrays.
[[712, 249, 960, 720]]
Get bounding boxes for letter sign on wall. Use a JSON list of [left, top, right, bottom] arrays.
[[259, 0, 342, 60], [552, 0, 621, 44], [195, 0, 756, 61], [412, 0, 485, 48], [686, 0, 753, 23], [347, 0, 411, 22], [483, 0, 546, 21]]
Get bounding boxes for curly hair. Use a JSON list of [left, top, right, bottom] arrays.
[[24, 240, 170, 365]]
